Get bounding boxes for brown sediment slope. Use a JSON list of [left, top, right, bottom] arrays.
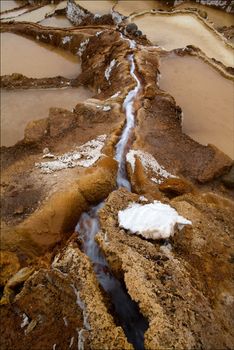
[[0, 1, 234, 349]]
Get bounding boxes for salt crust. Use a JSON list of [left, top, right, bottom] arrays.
[[35, 135, 106, 173], [126, 149, 175, 183], [104, 59, 116, 81], [118, 201, 192, 239]]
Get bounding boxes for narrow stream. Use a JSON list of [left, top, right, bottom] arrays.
[[75, 48, 148, 349]]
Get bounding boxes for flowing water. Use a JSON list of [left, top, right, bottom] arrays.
[[159, 54, 234, 159], [1, 87, 93, 147], [1, 33, 80, 78], [75, 50, 148, 349], [133, 13, 234, 67], [39, 16, 73, 28]]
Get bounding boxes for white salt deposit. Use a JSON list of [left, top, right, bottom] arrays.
[[35, 135, 106, 173], [62, 35, 71, 44], [103, 105, 111, 111], [104, 59, 116, 81], [69, 337, 74, 348], [118, 201, 192, 239], [21, 313, 29, 328], [77, 39, 90, 57], [127, 149, 175, 183], [66, 0, 88, 25], [110, 91, 121, 99]]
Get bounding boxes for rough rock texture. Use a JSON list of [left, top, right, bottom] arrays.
[[97, 188, 234, 349], [0, 242, 132, 349], [1, 8, 234, 350]]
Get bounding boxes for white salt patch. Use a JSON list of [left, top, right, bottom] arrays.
[[63, 316, 68, 327], [71, 284, 91, 331], [78, 328, 85, 350], [66, 1, 88, 25], [77, 38, 89, 57], [103, 106, 111, 111], [62, 35, 71, 44], [96, 31, 103, 37], [69, 337, 74, 348], [110, 91, 121, 99], [35, 135, 106, 173], [118, 201, 192, 240], [139, 196, 148, 202], [104, 59, 116, 81], [127, 149, 175, 182], [42, 153, 55, 159], [94, 13, 101, 19], [21, 313, 29, 328], [119, 32, 136, 49]]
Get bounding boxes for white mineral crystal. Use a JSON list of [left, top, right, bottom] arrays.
[[118, 201, 192, 239], [35, 135, 106, 173]]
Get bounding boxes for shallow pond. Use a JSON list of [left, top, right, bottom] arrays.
[[159, 54, 234, 159], [175, 2, 234, 28], [1, 87, 93, 147], [0, 0, 20, 13], [133, 13, 234, 67], [1, 33, 80, 78], [39, 16, 73, 28]]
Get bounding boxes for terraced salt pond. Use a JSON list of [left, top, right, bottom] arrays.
[[39, 16, 73, 28], [115, 0, 170, 16], [133, 13, 234, 67], [159, 55, 234, 159], [75, 0, 114, 15], [0, 0, 20, 13], [1, 87, 93, 147], [1, 33, 80, 78], [174, 2, 234, 28]]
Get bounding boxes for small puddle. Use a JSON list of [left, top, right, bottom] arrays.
[[1, 4, 56, 22], [1, 33, 80, 78], [133, 13, 234, 67], [0, 0, 20, 13], [39, 16, 73, 28], [174, 2, 234, 28], [75, 0, 114, 15], [159, 54, 234, 159], [1, 87, 93, 147]]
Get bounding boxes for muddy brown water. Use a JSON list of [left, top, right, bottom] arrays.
[[1, 87, 93, 147], [1, 33, 80, 78], [115, 0, 170, 16], [75, 0, 114, 15], [39, 16, 73, 28], [159, 54, 234, 159], [174, 2, 234, 28], [133, 13, 234, 67]]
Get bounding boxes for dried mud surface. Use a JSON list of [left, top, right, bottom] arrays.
[[1, 1, 234, 349]]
